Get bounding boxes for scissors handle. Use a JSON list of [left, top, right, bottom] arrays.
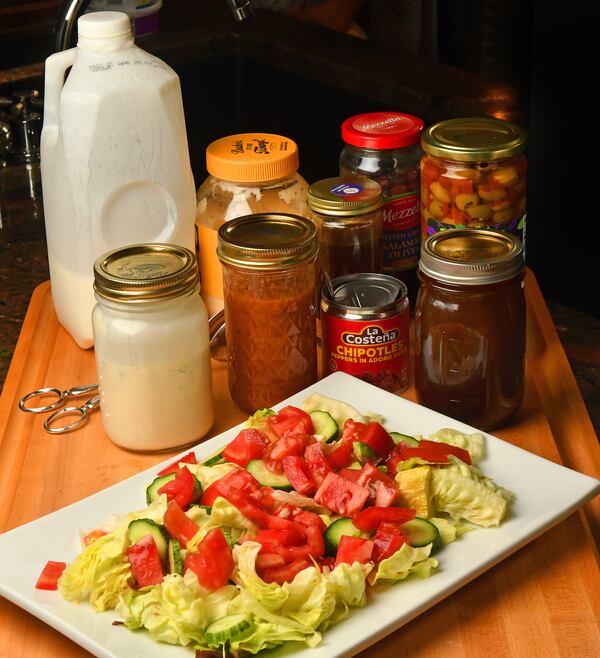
[[18, 384, 98, 414], [43, 394, 101, 434]]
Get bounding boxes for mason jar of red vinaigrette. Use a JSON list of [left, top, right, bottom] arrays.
[[217, 213, 318, 413], [340, 112, 424, 300], [415, 229, 526, 431]]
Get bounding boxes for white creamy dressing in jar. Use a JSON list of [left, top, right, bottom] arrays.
[[92, 244, 214, 452]]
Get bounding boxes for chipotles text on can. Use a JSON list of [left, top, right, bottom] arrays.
[[321, 273, 409, 393]]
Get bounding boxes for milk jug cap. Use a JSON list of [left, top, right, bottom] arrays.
[[78, 11, 133, 47]]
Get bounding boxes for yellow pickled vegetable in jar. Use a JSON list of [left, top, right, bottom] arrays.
[[420, 117, 527, 246]]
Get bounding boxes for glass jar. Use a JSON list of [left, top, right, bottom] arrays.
[[307, 176, 383, 281], [340, 112, 424, 299], [420, 118, 527, 245], [415, 229, 526, 431], [196, 133, 309, 317], [217, 213, 318, 413], [92, 243, 214, 451]]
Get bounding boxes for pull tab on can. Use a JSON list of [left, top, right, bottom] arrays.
[[320, 273, 410, 393]]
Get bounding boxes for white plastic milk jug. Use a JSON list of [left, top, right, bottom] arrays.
[[41, 11, 196, 348]]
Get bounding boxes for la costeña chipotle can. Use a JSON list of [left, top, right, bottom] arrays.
[[321, 273, 409, 392]]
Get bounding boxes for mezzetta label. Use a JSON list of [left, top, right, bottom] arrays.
[[382, 192, 421, 270]]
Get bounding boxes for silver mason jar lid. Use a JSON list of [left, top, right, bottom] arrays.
[[419, 229, 524, 285], [94, 243, 199, 303]]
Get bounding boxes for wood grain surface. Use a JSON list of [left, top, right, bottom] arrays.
[[0, 271, 598, 658]]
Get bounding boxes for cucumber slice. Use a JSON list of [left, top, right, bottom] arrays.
[[204, 613, 253, 646], [201, 448, 225, 467], [245, 460, 292, 490], [324, 517, 364, 556], [128, 519, 169, 558], [146, 473, 176, 505], [309, 410, 339, 442], [168, 539, 183, 575], [389, 432, 420, 447], [402, 517, 441, 553], [353, 441, 378, 463]]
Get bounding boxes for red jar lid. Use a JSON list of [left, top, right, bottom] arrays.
[[341, 112, 424, 150]]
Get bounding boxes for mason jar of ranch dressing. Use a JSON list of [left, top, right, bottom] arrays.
[[92, 243, 214, 452]]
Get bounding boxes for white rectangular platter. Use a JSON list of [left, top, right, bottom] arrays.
[[0, 371, 598, 658]]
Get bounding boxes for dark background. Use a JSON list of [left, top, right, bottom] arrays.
[[1, 0, 595, 316]]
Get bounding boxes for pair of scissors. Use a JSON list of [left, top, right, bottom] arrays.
[[18, 384, 100, 434]]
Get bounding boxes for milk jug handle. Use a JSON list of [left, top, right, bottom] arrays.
[[43, 48, 77, 130]]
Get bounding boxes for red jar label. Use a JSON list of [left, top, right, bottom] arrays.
[[382, 192, 421, 273], [322, 312, 409, 393]]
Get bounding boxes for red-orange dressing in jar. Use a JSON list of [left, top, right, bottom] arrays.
[[217, 213, 318, 413], [415, 229, 525, 431]]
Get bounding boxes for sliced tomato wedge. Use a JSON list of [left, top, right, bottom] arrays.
[[255, 553, 286, 570], [372, 522, 406, 562], [35, 561, 67, 590], [261, 524, 324, 564], [260, 558, 312, 585], [314, 472, 369, 516], [158, 466, 200, 509], [356, 463, 396, 489], [127, 535, 164, 587], [338, 467, 361, 483], [334, 535, 374, 567], [184, 528, 234, 591], [357, 422, 393, 459], [303, 442, 331, 486], [157, 451, 197, 477], [373, 480, 399, 507], [352, 506, 416, 532], [327, 440, 356, 470], [163, 499, 199, 547], [200, 467, 260, 506], [254, 527, 305, 547], [292, 510, 327, 534], [267, 406, 314, 438], [222, 428, 268, 467], [417, 440, 472, 464], [282, 455, 316, 496]]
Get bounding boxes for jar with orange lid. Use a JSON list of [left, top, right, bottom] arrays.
[[196, 133, 309, 316], [420, 118, 527, 244]]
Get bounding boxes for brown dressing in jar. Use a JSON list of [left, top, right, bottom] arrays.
[[415, 229, 525, 431], [218, 214, 318, 413]]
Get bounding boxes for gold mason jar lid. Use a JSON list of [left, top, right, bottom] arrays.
[[307, 176, 383, 217], [217, 213, 318, 271], [421, 117, 527, 162], [94, 243, 199, 302], [419, 229, 524, 285]]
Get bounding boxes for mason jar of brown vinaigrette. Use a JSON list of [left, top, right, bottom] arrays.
[[415, 229, 525, 430], [217, 213, 318, 413]]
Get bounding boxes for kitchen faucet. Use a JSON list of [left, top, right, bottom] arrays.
[[54, 0, 251, 52]]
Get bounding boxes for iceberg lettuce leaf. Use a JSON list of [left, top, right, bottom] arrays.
[[427, 428, 485, 465], [59, 526, 131, 611], [370, 543, 438, 585], [431, 461, 513, 527], [117, 571, 238, 646]]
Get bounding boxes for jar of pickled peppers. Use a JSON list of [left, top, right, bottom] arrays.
[[420, 117, 527, 244]]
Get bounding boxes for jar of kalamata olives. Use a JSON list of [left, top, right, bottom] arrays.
[[415, 229, 526, 431], [340, 112, 424, 301], [420, 118, 527, 246]]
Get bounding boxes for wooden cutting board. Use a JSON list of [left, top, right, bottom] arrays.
[[0, 271, 598, 658]]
